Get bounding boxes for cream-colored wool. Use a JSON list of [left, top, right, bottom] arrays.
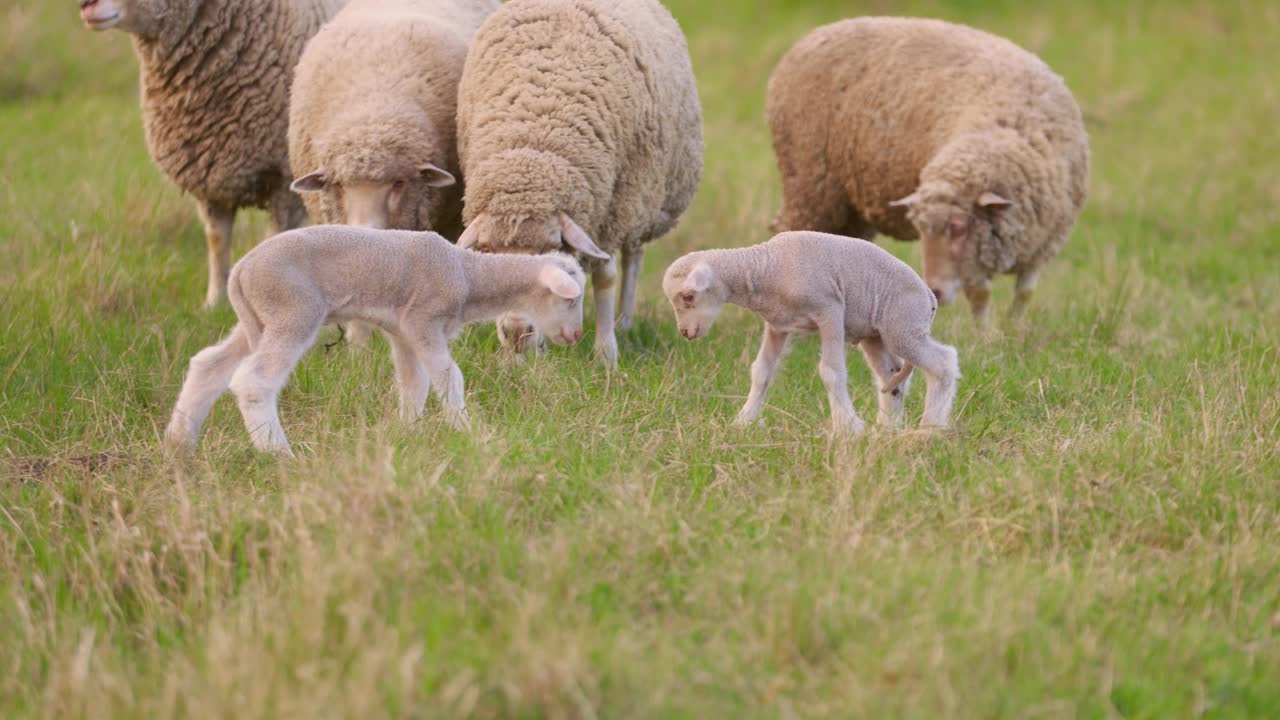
[[768, 17, 1089, 327], [664, 231, 960, 435], [80, 0, 347, 308], [164, 226, 587, 456], [289, 0, 498, 238], [456, 0, 704, 365]]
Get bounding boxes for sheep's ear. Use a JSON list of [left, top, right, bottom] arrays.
[[457, 217, 482, 249], [558, 213, 611, 261], [419, 164, 457, 188], [977, 192, 1012, 210], [291, 171, 327, 193], [540, 265, 582, 300], [890, 192, 922, 208], [682, 263, 714, 294]]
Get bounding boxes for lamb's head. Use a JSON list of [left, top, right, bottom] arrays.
[[663, 255, 726, 341], [891, 185, 1020, 304], [459, 211, 609, 354], [78, 0, 187, 34], [291, 119, 457, 230], [519, 254, 588, 348]]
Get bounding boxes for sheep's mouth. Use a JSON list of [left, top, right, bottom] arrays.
[[80, 1, 121, 29]]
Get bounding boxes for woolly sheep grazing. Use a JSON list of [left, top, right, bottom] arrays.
[[456, 0, 704, 366], [768, 17, 1089, 328], [289, 0, 499, 237], [78, 0, 347, 308], [663, 232, 960, 435], [164, 226, 587, 456]]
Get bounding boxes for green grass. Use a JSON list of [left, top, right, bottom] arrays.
[[2, 0, 1279, 717]]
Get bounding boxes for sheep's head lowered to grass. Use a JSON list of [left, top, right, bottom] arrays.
[[891, 185, 1022, 305], [662, 256, 727, 341], [458, 211, 609, 354]]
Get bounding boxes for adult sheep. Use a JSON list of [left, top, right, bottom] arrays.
[[456, 0, 703, 365], [78, 0, 347, 308], [768, 17, 1089, 328], [289, 0, 499, 237]]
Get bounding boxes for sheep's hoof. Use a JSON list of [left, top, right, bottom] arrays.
[[832, 418, 867, 438]]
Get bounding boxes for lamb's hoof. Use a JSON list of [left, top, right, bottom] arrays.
[[832, 418, 867, 438], [446, 409, 472, 432], [731, 414, 758, 429]]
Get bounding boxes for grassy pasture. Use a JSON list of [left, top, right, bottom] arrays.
[[1, 0, 1278, 717]]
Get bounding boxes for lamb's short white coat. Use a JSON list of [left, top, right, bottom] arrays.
[[165, 226, 587, 456], [663, 232, 961, 435]]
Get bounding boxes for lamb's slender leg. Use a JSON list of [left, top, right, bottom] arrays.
[[266, 188, 308, 236], [859, 336, 910, 428], [733, 324, 789, 428], [196, 201, 236, 308], [228, 326, 321, 456], [1009, 270, 1040, 321], [617, 245, 644, 332], [816, 321, 865, 436], [165, 325, 251, 448], [412, 334, 469, 430], [964, 279, 993, 332], [388, 332, 431, 423], [885, 331, 960, 429], [592, 256, 619, 367]]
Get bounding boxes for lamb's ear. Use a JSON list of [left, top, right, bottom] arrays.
[[420, 164, 457, 188], [457, 217, 482, 249], [977, 192, 1012, 210], [558, 213, 610, 260], [291, 171, 327, 193], [682, 262, 714, 294], [539, 265, 582, 300], [889, 192, 922, 208]]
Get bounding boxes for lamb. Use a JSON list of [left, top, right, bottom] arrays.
[[663, 231, 961, 435], [164, 226, 588, 456], [78, 0, 347, 308], [767, 17, 1089, 328], [288, 0, 500, 237], [455, 0, 704, 366]]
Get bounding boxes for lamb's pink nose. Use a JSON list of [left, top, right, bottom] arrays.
[[680, 327, 692, 339]]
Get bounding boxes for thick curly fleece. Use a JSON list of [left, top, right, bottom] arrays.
[[457, 0, 703, 256], [129, 0, 344, 211], [288, 0, 498, 237], [767, 17, 1089, 320]]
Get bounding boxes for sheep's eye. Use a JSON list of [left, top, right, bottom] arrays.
[[392, 180, 406, 191]]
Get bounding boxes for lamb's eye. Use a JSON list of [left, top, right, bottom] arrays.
[[680, 292, 696, 304]]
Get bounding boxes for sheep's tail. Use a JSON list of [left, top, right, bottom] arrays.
[[228, 268, 263, 350], [881, 362, 915, 396]]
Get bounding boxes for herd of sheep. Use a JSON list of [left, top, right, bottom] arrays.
[[77, 0, 1089, 454]]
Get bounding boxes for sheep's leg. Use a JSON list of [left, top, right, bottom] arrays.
[[388, 332, 431, 423], [859, 336, 910, 428], [617, 245, 644, 332], [1009, 270, 1040, 321], [197, 201, 236, 308], [266, 187, 308, 236], [165, 325, 251, 449], [414, 338, 470, 431], [229, 326, 320, 456], [964, 279, 993, 332], [733, 324, 789, 428], [816, 322, 865, 436], [592, 256, 620, 367], [886, 332, 960, 429]]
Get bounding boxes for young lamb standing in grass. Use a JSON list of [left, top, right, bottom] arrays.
[[78, 0, 347, 308], [663, 232, 960, 435], [288, 0, 499, 236], [455, 0, 703, 366], [768, 17, 1089, 328], [164, 226, 588, 456]]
